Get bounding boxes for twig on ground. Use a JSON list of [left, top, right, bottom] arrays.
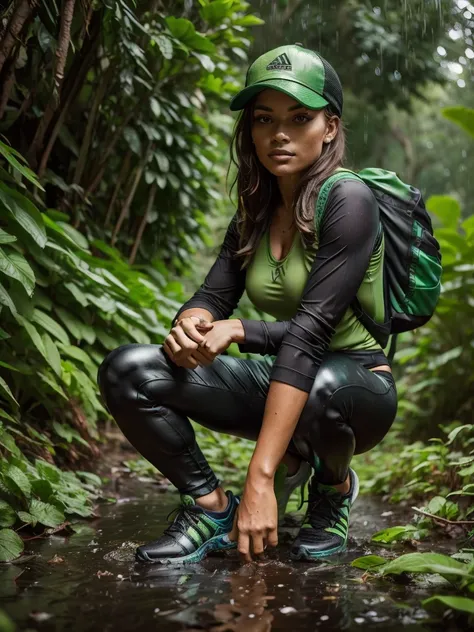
[[411, 506, 474, 525]]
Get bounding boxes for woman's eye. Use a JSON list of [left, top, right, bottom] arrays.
[[294, 114, 311, 123], [254, 115, 271, 123]]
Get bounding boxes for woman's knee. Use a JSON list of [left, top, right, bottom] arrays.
[[97, 343, 170, 409]]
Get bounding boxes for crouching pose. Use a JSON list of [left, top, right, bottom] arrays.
[[98, 44, 397, 565]]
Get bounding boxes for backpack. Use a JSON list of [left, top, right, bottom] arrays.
[[315, 167, 442, 358]]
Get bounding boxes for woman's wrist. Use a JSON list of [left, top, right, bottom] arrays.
[[248, 456, 277, 482], [229, 318, 246, 344]]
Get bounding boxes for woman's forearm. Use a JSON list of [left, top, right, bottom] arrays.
[[249, 380, 309, 479]]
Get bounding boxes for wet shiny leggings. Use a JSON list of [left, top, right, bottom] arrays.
[[97, 344, 397, 496]]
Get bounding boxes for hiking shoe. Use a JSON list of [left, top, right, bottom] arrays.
[[290, 468, 359, 560], [136, 491, 239, 564], [274, 460, 312, 524]]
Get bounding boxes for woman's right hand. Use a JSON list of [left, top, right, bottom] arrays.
[[163, 316, 215, 369]]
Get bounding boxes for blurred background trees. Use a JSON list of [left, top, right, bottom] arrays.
[[0, 0, 472, 546]]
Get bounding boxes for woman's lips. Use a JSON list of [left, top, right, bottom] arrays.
[[268, 154, 294, 162]]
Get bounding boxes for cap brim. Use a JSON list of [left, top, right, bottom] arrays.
[[229, 79, 329, 111]]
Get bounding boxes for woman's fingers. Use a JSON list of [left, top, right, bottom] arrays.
[[178, 318, 207, 344], [164, 336, 180, 355], [237, 532, 252, 563], [251, 534, 265, 557], [171, 324, 199, 350], [266, 526, 278, 549]]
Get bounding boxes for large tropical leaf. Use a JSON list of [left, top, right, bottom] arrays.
[[0, 247, 35, 296], [0, 183, 47, 248]]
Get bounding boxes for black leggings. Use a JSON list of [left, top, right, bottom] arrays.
[[97, 344, 397, 496]]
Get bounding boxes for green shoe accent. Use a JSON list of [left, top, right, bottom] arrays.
[[136, 491, 239, 565], [291, 469, 359, 561]]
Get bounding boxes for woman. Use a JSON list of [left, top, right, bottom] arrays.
[[97, 44, 397, 565]]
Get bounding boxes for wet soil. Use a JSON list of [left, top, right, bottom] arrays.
[[0, 478, 462, 632]]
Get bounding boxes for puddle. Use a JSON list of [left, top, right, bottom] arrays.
[[0, 480, 460, 631]]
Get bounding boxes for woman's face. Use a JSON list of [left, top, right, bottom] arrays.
[[250, 89, 338, 177]]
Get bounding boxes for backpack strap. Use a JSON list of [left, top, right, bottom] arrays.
[[314, 168, 392, 351], [314, 168, 361, 233]]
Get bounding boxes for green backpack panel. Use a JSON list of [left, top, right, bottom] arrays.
[[315, 168, 442, 350]]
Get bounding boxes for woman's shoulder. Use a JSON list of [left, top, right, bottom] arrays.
[[324, 173, 378, 215]]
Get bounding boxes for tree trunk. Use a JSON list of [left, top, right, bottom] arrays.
[[0, 43, 18, 119], [390, 124, 415, 182], [0, 0, 36, 76], [28, 0, 77, 167], [73, 64, 114, 188], [104, 149, 132, 227], [111, 142, 153, 247], [35, 15, 100, 176], [129, 182, 156, 265], [53, 0, 76, 99]]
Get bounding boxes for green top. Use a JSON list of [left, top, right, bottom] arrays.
[[245, 228, 386, 352]]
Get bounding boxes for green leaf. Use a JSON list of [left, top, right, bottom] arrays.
[[155, 34, 173, 59], [56, 222, 90, 251], [0, 376, 19, 408], [76, 471, 102, 487], [0, 183, 47, 247], [0, 228, 17, 244], [442, 106, 474, 139], [42, 332, 62, 377], [371, 525, 417, 543], [0, 528, 24, 561], [234, 14, 265, 26], [123, 127, 141, 155], [446, 424, 473, 445], [0, 140, 44, 189], [17, 511, 38, 527], [423, 595, 474, 614], [0, 500, 16, 527], [32, 308, 70, 344], [351, 555, 387, 570], [380, 553, 470, 580], [28, 499, 64, 527], [192, 52, 215, 72], [35, 460, 61, 483], [199, 0, 233, 25], [31, 478, 54, 502], [0, 248, 35, 296], [15, 314, 46, 357], [0, 279, 18, 315], [0, 428, 21, 456], [426, 195, 461, 229], [4, 464, 31, 498], [166, 16, 195, 41]]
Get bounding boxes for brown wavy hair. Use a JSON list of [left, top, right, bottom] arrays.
[[228, 99, 346, 268]]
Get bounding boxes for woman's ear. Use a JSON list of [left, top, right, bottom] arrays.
[[324, 116, 339, 143]]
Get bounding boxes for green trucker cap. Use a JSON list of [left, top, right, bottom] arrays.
[[229, 44, 343, 117]]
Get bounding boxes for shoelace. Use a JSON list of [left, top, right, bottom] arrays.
[[300, 489, 344, 530], [164, 505, 202, 539]]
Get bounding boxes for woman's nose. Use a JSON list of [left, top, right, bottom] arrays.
[[273, 130, 290, 143]]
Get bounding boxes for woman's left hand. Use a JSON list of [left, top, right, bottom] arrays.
[[230, 473, 278, 563], [195, 319, 243, 362]]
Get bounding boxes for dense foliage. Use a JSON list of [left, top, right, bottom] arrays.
[[0, 0, 263, 559]]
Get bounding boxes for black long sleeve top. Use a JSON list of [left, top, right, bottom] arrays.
[[173, 178, 381, 392]]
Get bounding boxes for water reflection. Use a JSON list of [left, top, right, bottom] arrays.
[[0, 482, 459, 631]]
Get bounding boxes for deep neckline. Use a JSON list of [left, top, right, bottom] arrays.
[[266, 228, 299, 265]]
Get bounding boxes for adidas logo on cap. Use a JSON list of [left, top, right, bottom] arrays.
[[266, 53, 292, 71]]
